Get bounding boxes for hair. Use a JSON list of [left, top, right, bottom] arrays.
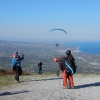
[[66, 50, 71, 55], [15, 51, 18, 54]]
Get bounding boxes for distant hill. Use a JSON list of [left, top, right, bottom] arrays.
[[0, 40, 100, 74]]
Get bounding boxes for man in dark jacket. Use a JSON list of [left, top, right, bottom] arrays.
[[38, 61, 43, 74]]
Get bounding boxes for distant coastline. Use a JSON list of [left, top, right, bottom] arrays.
[[65, 41, 100, 55], [73, 46, 81, 53], [77, 46, 81, 52]]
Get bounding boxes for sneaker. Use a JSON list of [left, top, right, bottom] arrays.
[[17, 81, 21, 83], [71, 86, 74, 89], [62, 86, 68, 89]]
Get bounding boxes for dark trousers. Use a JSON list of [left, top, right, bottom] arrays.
[[38, 67, 42, 74], [13, 66, 22, 81]]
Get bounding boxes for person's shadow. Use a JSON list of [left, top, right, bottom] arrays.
[[0, 90, 29, 96], [75, 82, 100, 89], [22, 77, 62, 82]]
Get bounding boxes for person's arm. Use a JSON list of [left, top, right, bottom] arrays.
[[19, 54, 24, 60]]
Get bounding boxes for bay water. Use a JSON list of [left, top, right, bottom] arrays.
[[65, 41, 100, 55]]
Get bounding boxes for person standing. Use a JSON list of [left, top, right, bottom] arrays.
[[53, 50, 75, 89], [11, 51, 24, 82], [64, 50, 75, 89], [54, 56, 69, 88], [38, 61, 43, 74]]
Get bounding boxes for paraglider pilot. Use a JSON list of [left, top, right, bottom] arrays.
[[11, 51, 24, 82], [53, 50, 75, 89], [56, 43, 58, 47]]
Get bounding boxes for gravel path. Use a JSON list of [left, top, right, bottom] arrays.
[[0, 74, 100, 100]]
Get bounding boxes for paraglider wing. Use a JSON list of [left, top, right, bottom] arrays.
[[48, 28, 67, 34]]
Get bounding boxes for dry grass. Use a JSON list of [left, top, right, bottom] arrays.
[[0, 73, 55, 89], [0, 75, 16, 88]]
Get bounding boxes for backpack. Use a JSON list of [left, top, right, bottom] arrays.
[[65, 60, 77, 75]]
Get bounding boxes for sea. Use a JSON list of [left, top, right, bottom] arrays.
[[65, 41, 100, 55]]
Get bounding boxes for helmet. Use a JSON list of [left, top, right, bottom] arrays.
[[66, 50, 71, 54]]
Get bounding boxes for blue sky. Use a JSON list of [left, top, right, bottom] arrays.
[[0, 0, 100, 42]]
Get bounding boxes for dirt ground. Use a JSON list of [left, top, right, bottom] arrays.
[[0, 74, 100, 100]]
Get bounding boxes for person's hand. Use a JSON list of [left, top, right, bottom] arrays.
[[22, 54, 24, 57]]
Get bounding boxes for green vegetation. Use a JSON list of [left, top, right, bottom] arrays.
[[0, 73, 56, 88], [0, 75, 15, 88]]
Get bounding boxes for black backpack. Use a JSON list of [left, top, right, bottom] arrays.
[[58, 57, 77, 75], [65, 60, 77, 75]]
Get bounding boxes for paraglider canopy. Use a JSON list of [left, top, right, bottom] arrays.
[[48, 28, 67, 34]]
